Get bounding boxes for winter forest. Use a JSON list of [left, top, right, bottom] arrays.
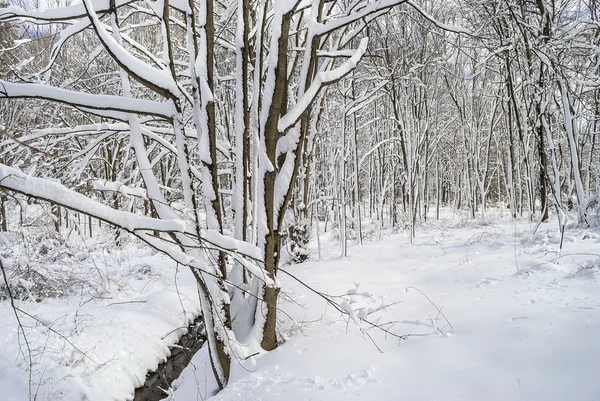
[[1, 0, 600, 400]]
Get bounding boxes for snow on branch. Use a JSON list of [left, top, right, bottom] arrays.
[[20, 123, 128, 140], [278, 37, 369, 133], [314, 0, 472, 40], [0, 0, 190, 23], [0, 164, 186, 233], [314, 0, 407, 35], [0, 164, 272, 283], [0, 0, 134, 22], [316, 49, 358, 58], [0, 164, 263, 263], [203, 231, 274, 287], [344, 80, 389, 116], [0, 81, 176, 118], [358, 138, 402, 168], [92, 180, 148, 199], [41, 19, 92, 75], [82, 0, 179, 97], [405, 0, 472, 36]]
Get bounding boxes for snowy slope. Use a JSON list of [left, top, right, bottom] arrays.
[[168, 215, 600, 401], [0, 235, 200, 401]]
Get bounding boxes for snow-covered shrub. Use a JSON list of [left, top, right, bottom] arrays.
[[0, 239, 86, 301], [0, 261, 78, 301], [0, 200, 111, 301], [289, 219, 311, 263]]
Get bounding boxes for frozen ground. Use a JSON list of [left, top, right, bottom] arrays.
[[169, 214, 600, 401], [2, 212, 600, 401], [0, 226, 199, 401]]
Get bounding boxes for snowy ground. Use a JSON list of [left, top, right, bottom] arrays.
[[2, 212, 600, 401], [0, 225, 200, 401], [169, 214, 600, 401]]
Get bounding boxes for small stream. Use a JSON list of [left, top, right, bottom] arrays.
[[133, 316, 205, 401]]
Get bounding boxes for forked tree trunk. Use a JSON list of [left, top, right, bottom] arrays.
[[260, 8, 294, 351]]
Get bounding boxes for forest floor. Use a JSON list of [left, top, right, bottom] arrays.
[[2, 211, 600, 401], [169, 212, 600, 401], [0, 226, 200, 401]]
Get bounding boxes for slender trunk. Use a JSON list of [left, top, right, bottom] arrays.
[[0, 196, 7, 232], [537, 105, 549, 221], [351, 93, 363, 245], [260, 7, 294, 351], [436, 157, 440, 220], [558, 80, 586, 221]]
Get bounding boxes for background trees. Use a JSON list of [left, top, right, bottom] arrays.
[[307, 0, 600, 248]]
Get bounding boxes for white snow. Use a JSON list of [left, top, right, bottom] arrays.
[[92, 179, 148, 199], [168, 213, 600, 401], [0, 80, 176, 118], [0, 0, 132, 22], [0, 235, 200, 401], [3, 211, 600, 401], [82, 0, 179, 96], [0, 164, 186, 234]]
